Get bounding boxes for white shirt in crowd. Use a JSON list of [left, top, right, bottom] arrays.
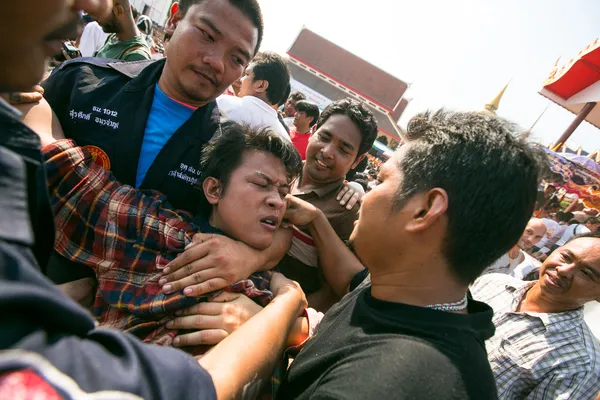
[[216, 95, 290, 142], [471, 273, 600, 400], [78, 21, 109, 57], [536, 218, 562, 249], [483, 250, 541, 280]]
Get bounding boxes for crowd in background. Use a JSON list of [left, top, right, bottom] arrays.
[[1, 1, 600, 399]]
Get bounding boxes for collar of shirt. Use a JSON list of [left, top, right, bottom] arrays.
[[505, 279, 585, 333], [241, 95, 278, 117], [292, 165, 345, 198]]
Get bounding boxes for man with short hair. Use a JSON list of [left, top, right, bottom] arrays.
[[35, 120, 304, 349], [277, 110, 543, 399], [95, 0, 151, 61], [0, 1, 307, 398], [41, 0, 291, 300], [484, 218, 547, 279], [217, 51, 291, 141], [471, 233, 600, 399], [277, 98, 378, 311], [284, 90, 306, 118], [289, 99, 319, 159]]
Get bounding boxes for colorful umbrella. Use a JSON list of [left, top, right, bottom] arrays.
[[540, 147, 600, 208]]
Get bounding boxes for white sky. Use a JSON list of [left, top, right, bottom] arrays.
[[257, 0, 600, 152]]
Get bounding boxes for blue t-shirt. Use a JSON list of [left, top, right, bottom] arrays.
[[136, 84, 196, 188]]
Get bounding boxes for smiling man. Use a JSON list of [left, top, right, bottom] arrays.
[[472, 232, 600, 399], [276, 98, 378, 310]]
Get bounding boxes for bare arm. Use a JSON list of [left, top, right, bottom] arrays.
[[308, 210, 365, 297], [16, 97, 65, 145], [198, 273, 307, 400], [159, 227, 293, 297]]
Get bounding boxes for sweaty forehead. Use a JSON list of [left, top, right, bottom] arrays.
[[321, 114, 362, 147]]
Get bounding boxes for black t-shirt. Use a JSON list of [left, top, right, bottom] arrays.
[[278, 272, 498, 400]]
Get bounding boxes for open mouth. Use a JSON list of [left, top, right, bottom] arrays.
[[260, 216, 279, 231], [314, 158, 330, 170]]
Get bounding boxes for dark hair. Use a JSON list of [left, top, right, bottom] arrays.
[[250, 52, 290, 105], [315, 98, 378, 157], [178, 0, 263, 54], [555, 211, 574, 223], [288, 91, 306, 103], [397, 110, 545, 284], [294, 100, 320, 126], [198, 121, 302, 207], [279, 83, 291, 107]]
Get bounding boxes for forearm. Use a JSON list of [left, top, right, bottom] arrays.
[[308, 211, 364, 297], [199, 290, 305, 400], [255, 227, 293, 271]]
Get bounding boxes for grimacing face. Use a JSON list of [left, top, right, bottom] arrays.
[[1, 0, 112, 91], [538, 237, 600, 307], [162, 0, 258, 105], [207, 151, 290, 250]]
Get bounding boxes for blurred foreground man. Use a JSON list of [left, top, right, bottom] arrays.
[[472, 233, 600, 399], [277, 110, 544, 399], [0, 1, 308, 399]]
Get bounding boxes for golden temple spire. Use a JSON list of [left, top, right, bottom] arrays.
[[484, 80, 511, 114]]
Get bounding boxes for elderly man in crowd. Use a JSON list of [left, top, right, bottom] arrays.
[[484, 218, 547, 279], [472, 232, 600, 399]]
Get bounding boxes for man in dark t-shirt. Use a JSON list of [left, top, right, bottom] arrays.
[[278, 110, 544, 399]]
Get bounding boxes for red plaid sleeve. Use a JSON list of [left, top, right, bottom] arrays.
[[42, 140, 273, 346]]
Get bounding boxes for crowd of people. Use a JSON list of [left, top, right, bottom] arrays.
[[1, 0, 599, 399]]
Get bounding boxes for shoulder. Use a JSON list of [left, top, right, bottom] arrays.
[[470, 273, 519, 300], [45, 58, 156, 83], [315, 339, 472, 399]]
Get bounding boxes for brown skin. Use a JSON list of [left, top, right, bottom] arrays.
[[293, 111, 313, 134], [159, 0, 257, 108], [518, 237, 600, 313], [302, 114, 365, 188], [96, 0, 139, 41], [350, 147, 468, 309], [204, 150, 290, 251], [284, 98, 298, 117], [0, 0, 112, 92], [237, 63, 270, 104]]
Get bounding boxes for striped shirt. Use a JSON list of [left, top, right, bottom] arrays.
[[471, 274, 600, 400]]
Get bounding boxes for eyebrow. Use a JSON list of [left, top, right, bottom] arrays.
[[564, 249, 600, 279], [199, 16, 252, 62], [255, 172, 290, 190], [321, 130, 356, 152]]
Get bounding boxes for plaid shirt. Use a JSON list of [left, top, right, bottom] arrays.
[[43, 140, 272, 350], [471, 273, 600, 400]]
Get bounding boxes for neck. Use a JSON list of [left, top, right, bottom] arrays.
[[298, 167, 331, 190], [519, 282, 580, 313], [369, 256, 468, 312], [295, 124, 310, 134], [249, 93, 270, 106], [158, 66, 209, 109], [208, 210, 224, 233], [508, 245, 521, 259], [116, 18, 139, 42]]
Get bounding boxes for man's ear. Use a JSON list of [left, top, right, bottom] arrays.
[[202, 177, 222, 205], [114, 4, 125, 17], [405, 188, 448, 233], [165, 2, 181, 35], [351, 154, 367, 169], [254, 80, 269, 94]]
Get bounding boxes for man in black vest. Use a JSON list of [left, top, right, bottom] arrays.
[[42, 0, 292, 292]]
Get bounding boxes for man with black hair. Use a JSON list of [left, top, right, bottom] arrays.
[[95, 0, 151, 61], [276, 110, 544, 399], [284, 90, 306, 118], [41, 0, 294, 304], [1, 1, 307, 398], [276, 98, 378, 311], [33, 119, 304, 350], [472, 232, 600, 399], [290, 99, 319, 159], [217, 51, 291, 141]]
